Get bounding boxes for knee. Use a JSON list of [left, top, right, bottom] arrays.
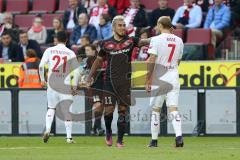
[[104, 106, 115, 116], [168, 106, 177, 113], [93, 102, 102, 113], [152, 106, 161, 113]]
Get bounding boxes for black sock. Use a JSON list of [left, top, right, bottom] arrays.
[[117, 112, 127, 143], [94, 111, 102, 130], [104, 113, 113, 135]]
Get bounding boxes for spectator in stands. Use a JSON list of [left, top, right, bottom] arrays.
[[82, 0, 98, 13], [70, 13, 97, 47], [18, 49, 42, 88], [172, 0, 203, 29], [150, 0, 175, 28], [89, 0, 117, 28], [75, 35, 91, 55], [47, 17, 64, 44], [63, 0, 88, 30], [108, 0, 130, 14], [231, 0, 240, 27], [0, 13, 20, 43], [18, 31, 42, 61], [131, 28, 150, 61], [97, 14, 112, 40], [85, 44, 97, 57], [196, 0, 210, 12], [28, 15, 47, 45], [0, 32, 19, 62], [122, 0, 148, 36], [204, 0, 231, 47]]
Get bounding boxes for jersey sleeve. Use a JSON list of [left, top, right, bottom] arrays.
[[98, 41, 106, 58], [147, 37, 158, 56], [39, 49, 49, 82]]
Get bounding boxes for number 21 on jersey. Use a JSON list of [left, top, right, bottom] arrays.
[[52, 55, 67, 73]]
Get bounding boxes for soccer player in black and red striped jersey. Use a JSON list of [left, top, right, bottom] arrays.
[[87, 15, 150, 148]]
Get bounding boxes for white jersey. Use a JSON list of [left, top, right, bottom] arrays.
[[148, 33, 184, 108], [148, 33, 183, 68], [39, 44, 80, 89]]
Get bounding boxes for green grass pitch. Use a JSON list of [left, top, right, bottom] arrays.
[[0, 136, 240, 160]]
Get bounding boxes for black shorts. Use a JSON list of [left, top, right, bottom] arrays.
[[102, 81, 131, 106], [90, 79, 103, 104]]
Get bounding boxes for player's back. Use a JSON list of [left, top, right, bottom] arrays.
[[41, 44, 77, 90], [46, 44, 75, 77], [153, 33, 183, 68]]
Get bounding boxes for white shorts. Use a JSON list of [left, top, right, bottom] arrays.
[[150, 70, 180, 108], [47, 88, 73, 109]]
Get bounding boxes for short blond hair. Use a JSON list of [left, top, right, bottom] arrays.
[[157, 16, 173, 29], [112, 15, 125, 27]]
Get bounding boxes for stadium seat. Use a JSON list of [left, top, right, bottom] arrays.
[[173, 29, 184, 40], [168, 0, 183, 10], [56, 0, 69, 13], [6, 0, 29, 14], [42, 14, 63, 29], [30, 0, 57, 13], [0, 0, 4, 13], [187, 29, 211, 44], [186, 29, 214, 59], [14, 14, 35, 30], [141, 0, 157, 10]]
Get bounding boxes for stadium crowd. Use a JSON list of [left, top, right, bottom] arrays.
[[0, 0, 238, 63]]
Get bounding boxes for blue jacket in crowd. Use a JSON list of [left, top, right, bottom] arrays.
[[97, 22, 112, 40], [204, 3, 231, 30], [70, 24, 97, 45]]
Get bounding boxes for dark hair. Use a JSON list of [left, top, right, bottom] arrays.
[[1, 31, 11, 37], [85, 44, 96, 51], [101, 13, 111, 23], [26, 49, 37, 58], [19, 30, 28, 35], [56, 31, 68, 43], [80, 34, 90, 42], [139, 28, 150, 38]]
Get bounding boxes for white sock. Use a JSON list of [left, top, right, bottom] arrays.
[[151, 111, 160, 140], [65, 120, 73, 139], [45, 109, 55, 133], [170, 111, 182, 137]]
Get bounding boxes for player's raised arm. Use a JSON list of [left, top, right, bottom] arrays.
[[87, 56, 103, 85], [39, 49, 49, 86], [138, 38, 151, 47]]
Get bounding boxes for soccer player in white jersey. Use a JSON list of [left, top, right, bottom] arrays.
[[145, 16, 184, 147], [39, 31, 80, 144]]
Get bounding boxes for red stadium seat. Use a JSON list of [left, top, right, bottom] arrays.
[[141, 0, 157, 10], [14, 14, 35, 30], [30, 0, 57, 13], [173, 29, 184, 40], [186, 29, 214, 59], [187, 29, 211, 44], [42, 14, 63, 29], [0, 0, 4, 13], [56, 0, 69, 13], [168, 0, 183, 10], [6, 0, 29, 14]]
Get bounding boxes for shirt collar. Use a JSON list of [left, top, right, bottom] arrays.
[[57, 43, 66, 47]]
